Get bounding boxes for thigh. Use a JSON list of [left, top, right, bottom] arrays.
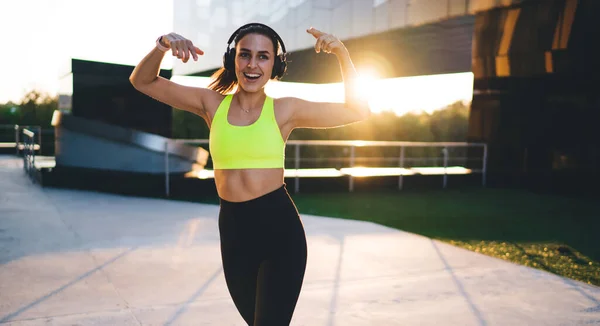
[[254, 234, 308, 326], [221, 247, 261, 326], [219, 208, 261, 325]]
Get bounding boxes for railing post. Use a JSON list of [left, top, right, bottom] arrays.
[[14, 125, 19, 155], [294, 144, 300, 193], [442, 146, 449, 189], [398, 146, 405, 190], [22, 132, 26, 171], [21, 128, 36, 183], [482, 144, 488, 187], [165, 141, 170, 198], [37, 126, 42, 155], [31, 136, 35, 179], [349, 146, 355, 192]]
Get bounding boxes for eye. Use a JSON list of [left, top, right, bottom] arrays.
[[239, 53, 249, 58], [260, 55, 269, 60]]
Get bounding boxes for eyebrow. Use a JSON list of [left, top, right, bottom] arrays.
[[239, 48, 271, 55]]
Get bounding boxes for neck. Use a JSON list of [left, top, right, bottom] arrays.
[[234, 89, 266, 112]]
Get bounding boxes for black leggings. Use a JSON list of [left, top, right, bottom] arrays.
[[218, 184, 308, 326]]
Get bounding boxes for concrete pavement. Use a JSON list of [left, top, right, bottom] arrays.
[[1, 155, 599, 325]]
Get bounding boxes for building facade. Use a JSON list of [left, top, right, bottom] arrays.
[[172, 0, 528, 76]]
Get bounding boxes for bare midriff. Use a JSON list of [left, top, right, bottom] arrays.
[[214, 168, 285, 202]]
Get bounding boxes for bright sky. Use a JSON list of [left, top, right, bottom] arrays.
[[0, 0, 174, 104], [0, 0, 473, 116]]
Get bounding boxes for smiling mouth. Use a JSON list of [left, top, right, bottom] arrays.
[[243, 73, 262, 80]]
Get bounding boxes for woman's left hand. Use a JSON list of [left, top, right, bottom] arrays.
[[307, 27, 346, 56]]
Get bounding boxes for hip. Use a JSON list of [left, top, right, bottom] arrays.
[[218, 184, 305, 244]]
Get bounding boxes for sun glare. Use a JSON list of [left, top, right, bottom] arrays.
[[170, 71, 473, 116], [356, 68, 380, 112]]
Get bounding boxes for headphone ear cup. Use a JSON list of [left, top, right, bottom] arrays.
[[279, 56, 287, 78], [272, 55, 286, 79], [271, 56, 280, 79], [224, 48, 236, 72]]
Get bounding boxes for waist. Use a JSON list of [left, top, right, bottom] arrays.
[[213, 157, 284, 170], [215, 168, 285, 202], [219, 183, 288, 207]]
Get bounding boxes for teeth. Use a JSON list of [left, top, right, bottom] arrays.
[[244, 73, 260, 77]]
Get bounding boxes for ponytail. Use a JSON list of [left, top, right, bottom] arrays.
[[207, 67, 238, 95]]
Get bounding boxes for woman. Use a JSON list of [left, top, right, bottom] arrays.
[[130, 23, 370, 326]]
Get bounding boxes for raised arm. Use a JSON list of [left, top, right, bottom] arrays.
[[129, 33, 217, 120], [287, 27, 371, 129]]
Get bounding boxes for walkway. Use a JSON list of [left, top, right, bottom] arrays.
[[0, 155, 598, 325]]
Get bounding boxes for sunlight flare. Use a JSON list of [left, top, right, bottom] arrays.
[[170, 72, 473, 116]]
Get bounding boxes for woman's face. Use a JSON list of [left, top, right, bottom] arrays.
[[235, 33, 275, 93]]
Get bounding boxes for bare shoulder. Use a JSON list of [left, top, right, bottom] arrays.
[[202, 90, 227, 117], [273, 97, 296, 125]]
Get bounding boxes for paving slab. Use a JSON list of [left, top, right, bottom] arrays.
[[1, 155, 599, 325]]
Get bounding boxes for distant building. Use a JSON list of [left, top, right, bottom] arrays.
[[172, 0, 516, 81]]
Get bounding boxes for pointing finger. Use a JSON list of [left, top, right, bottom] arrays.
[[306, 27, 324, 38]]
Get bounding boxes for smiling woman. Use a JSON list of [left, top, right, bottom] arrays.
[[129, 22, 371, 325]]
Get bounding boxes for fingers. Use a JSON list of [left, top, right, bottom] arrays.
[[181, 42, 190, 62], [323, 39, 338, 54], [314, 35, 336, 54], [171, 45, 178, 59], [307, 27, 339, 54], [189, 45, 197, 61], [306, 27, 324, 39], [187, 41, 197, 61], [163, 33, 204, 62], [315, 35, 324, 53]]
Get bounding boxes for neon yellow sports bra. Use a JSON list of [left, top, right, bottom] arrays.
[[209, 94, 285, 169]]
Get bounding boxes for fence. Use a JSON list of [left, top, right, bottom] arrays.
[[0, 124, 42, 155], [163, 139, 488, 196], [0, 125, 45, 183]]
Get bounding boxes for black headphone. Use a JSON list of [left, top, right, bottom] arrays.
[[222, 23, 287, 79]]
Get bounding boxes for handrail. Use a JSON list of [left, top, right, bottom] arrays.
[[173, 138, 486, 147], [5, 125, 43, 155], [22, 129, 34, 138], [167, 138, 488, 194]]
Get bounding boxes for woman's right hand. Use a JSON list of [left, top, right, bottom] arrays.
[[160, 33, 204, 63]]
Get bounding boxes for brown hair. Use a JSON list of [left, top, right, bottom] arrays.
[[207, 25, 281, 95]]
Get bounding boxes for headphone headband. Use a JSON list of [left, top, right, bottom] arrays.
[[226, 23, 286, 55]]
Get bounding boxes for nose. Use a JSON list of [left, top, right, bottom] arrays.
[[247, 56, 258, 68]]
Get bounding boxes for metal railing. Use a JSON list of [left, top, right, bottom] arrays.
[[22, 128, 38, 182], [0, 124, 42, 155], [163, 139, 488, 196]]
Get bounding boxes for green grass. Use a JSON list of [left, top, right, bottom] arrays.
[[289, 188, 600, 286]]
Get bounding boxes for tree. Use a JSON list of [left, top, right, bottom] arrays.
[[429, 100, 470, 142], [0, 101, 21, 125], [13, 90, 58, 127]]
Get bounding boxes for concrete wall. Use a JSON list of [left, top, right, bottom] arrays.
[[52, 111, 208, 174], [54, 128, 195, 174]]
